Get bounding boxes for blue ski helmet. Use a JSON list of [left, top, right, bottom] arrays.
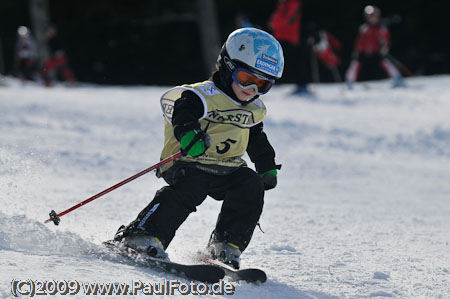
[[219, 28, 284, 79]]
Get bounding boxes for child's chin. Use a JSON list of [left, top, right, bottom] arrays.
[[240, 93, 253, 100]]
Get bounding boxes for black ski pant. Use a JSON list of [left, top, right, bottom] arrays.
[[126, 166, 265, 252], [357, 53, 393, 81]]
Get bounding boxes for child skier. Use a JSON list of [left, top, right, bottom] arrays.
[[345, 5, 404, 88], [112, 28, 284, 270]]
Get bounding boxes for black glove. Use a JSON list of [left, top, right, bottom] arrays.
[[259, 169, 278, 190]]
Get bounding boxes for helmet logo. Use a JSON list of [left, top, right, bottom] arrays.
[[255, 54, 279, 76], [239, 44, 245, 51], [224, 56, 236, 71], [261, 54, 278, 65]]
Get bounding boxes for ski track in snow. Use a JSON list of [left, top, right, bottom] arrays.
[[1, 76, 450, 298]]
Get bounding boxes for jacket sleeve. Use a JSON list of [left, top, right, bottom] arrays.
[[172, 90, 205, 141], [246, 122, 278, 173]]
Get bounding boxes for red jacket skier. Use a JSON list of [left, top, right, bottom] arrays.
[[308, 29, 342, 82], [269, 0, 311, 94], [41, 25, 76, 87], [269, 0, 301, 46], [311, 30, 341, 68], [345, 5, 404, 88]]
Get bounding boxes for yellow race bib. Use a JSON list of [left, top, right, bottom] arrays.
[[159, 81, 266, 174]]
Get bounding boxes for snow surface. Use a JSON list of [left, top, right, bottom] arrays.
[[1, 76, 449, 298]]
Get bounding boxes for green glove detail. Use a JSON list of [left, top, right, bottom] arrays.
[[180, 129, 209, 157], [259, 169, 277, 190]]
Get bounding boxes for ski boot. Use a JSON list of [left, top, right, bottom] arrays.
[[208, 241, 242, 270], [393, 75, 405, 88], [114, 226, 169, 260], [292, 84, 314, 96], [346, 81, 354, 90]]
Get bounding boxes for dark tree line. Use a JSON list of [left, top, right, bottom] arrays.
[[1, 0, 449, 85]]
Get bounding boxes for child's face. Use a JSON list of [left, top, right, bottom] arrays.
[[232, 81, 258, 102]]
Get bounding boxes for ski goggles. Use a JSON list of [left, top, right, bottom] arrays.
[[231, 67, 275, 95]]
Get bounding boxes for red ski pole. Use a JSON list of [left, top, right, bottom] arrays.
[[45, 151, 182, 225]]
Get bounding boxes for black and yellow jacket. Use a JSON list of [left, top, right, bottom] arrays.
[[159, 71, 277, 182]]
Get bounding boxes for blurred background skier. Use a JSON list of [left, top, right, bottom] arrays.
[[269, 0, 311, 95], [112, 28, 284, 270], [308, 29, 342, 83], [345, 5, 404, 89], [13, 26, 39, 82], [41, 24, 76, 87]]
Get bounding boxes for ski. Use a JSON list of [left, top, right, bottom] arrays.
[[103, 240, 225, 283], [200, 256, 267, 284]]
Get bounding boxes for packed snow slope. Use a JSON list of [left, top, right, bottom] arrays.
[[1, 76, 449, 298]]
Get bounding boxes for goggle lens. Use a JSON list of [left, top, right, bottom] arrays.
[[232, 67, 274, 94]]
